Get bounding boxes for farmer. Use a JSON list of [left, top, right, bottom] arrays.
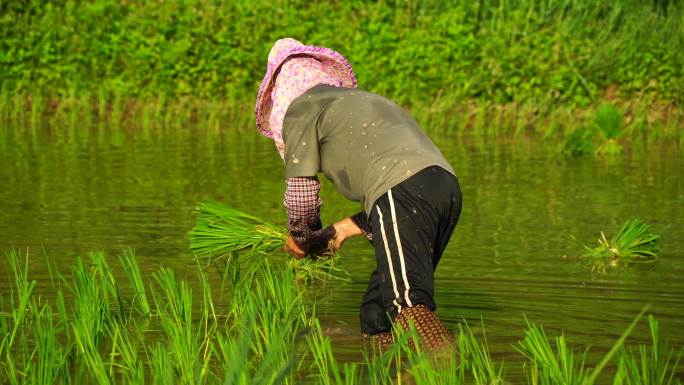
[[254, 38, 462, 350]]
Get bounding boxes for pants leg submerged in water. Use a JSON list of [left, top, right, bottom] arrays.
[[360, 166, 461, 341]]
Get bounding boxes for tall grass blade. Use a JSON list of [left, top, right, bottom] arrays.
[[30, 304, 64, 385], [118, 248, 151, 317], [516, 319, 587, 385], [460, 320, 505, 384], [582, 305, 650, 385], [152, 267, 202, 385], [150, 343, 174, 385], [617, 315, 684, 385]]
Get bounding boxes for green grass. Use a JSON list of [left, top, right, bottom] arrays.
[[582, 219, 662, 269], [2, 1, 682, 104], [1, 0, 682, 143], [0, 249, 681, 384]]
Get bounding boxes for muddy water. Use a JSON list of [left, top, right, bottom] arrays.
[[1, 124, 683, 372]]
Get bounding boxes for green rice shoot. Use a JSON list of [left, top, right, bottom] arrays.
[[562, 128, 594, 156], [593, 104, 624, 155], [0, 249, 682, 384], [583, 219, 661, 268]]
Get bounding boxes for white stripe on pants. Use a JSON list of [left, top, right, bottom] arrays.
[[375, 188, 413, 313], [388, 189, 413, 308], [375, 205, 402, 313]]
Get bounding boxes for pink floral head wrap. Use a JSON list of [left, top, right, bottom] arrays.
[[255, 38, 357, 158]]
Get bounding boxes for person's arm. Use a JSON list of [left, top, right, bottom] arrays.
[[283, 176, 335, 258], [350, 212, 373, 241], [331, 216, 364, 250]]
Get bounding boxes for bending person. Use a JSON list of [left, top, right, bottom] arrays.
[[254, 38, 462, 350]]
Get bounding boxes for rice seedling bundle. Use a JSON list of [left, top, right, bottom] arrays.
[[594, 104, 624, 155], [583, 219, 661, 268], [188, 201, 349, 283], [189, 202, 286, 264]]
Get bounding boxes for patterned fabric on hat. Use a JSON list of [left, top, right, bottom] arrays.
[[255, 38, 356, 140], [268, 56, 345, 159]]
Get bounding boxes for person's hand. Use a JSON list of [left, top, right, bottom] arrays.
[[332, 217, 363, 251], [284, 236, 306, 259]]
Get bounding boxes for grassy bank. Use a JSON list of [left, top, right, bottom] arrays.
[[1, 91, 681, 149], [1, 0, 682, 141], [1, 249, 682, 384]]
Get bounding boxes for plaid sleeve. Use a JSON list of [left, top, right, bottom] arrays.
[[351, 211, 373, 241], [284, 176, 323, 252]]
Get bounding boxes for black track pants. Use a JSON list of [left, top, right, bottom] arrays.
[[360, 166, 461, 335]]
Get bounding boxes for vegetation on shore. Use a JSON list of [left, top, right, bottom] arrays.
[[1, 1, 682, 141]]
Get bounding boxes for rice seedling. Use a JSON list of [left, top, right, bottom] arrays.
[[516, 306, 651, 385], [91, 251, 127, 322], [69, 256, 116, 385], [562, 128, 595, 156], [29, 303, 64, 385], [288, 254, 351, 284], [118, 248, 151, 317], [243, 261, 312, 371], [209, 256, 310, 384], [593, 104, 624, 155], [582, 219, 661, 268], [151, 267, 206, 385], [581, 306, 650, 385], [215, 296, 300, 385], [0, 248, 681, 385], [1, 250, 37, 385], [616, 315, 684, 385], [107, 322, 145, 384], [213, 319, 255, 385], [306, 318, 360, 385], [151, 343, 174, 385], [71, 316, 111, 385], [358, 318, 504, 385], [516, 321, 588, 385], [458, 321, 505, 385], [393, 323, 462, 385], [69, 256, 113, 345], [188, 201, 350, 283]]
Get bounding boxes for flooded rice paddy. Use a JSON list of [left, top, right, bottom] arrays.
[[0, 124, 682, 374]]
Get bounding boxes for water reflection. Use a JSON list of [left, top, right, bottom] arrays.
[[0, 124, 682, 366]]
